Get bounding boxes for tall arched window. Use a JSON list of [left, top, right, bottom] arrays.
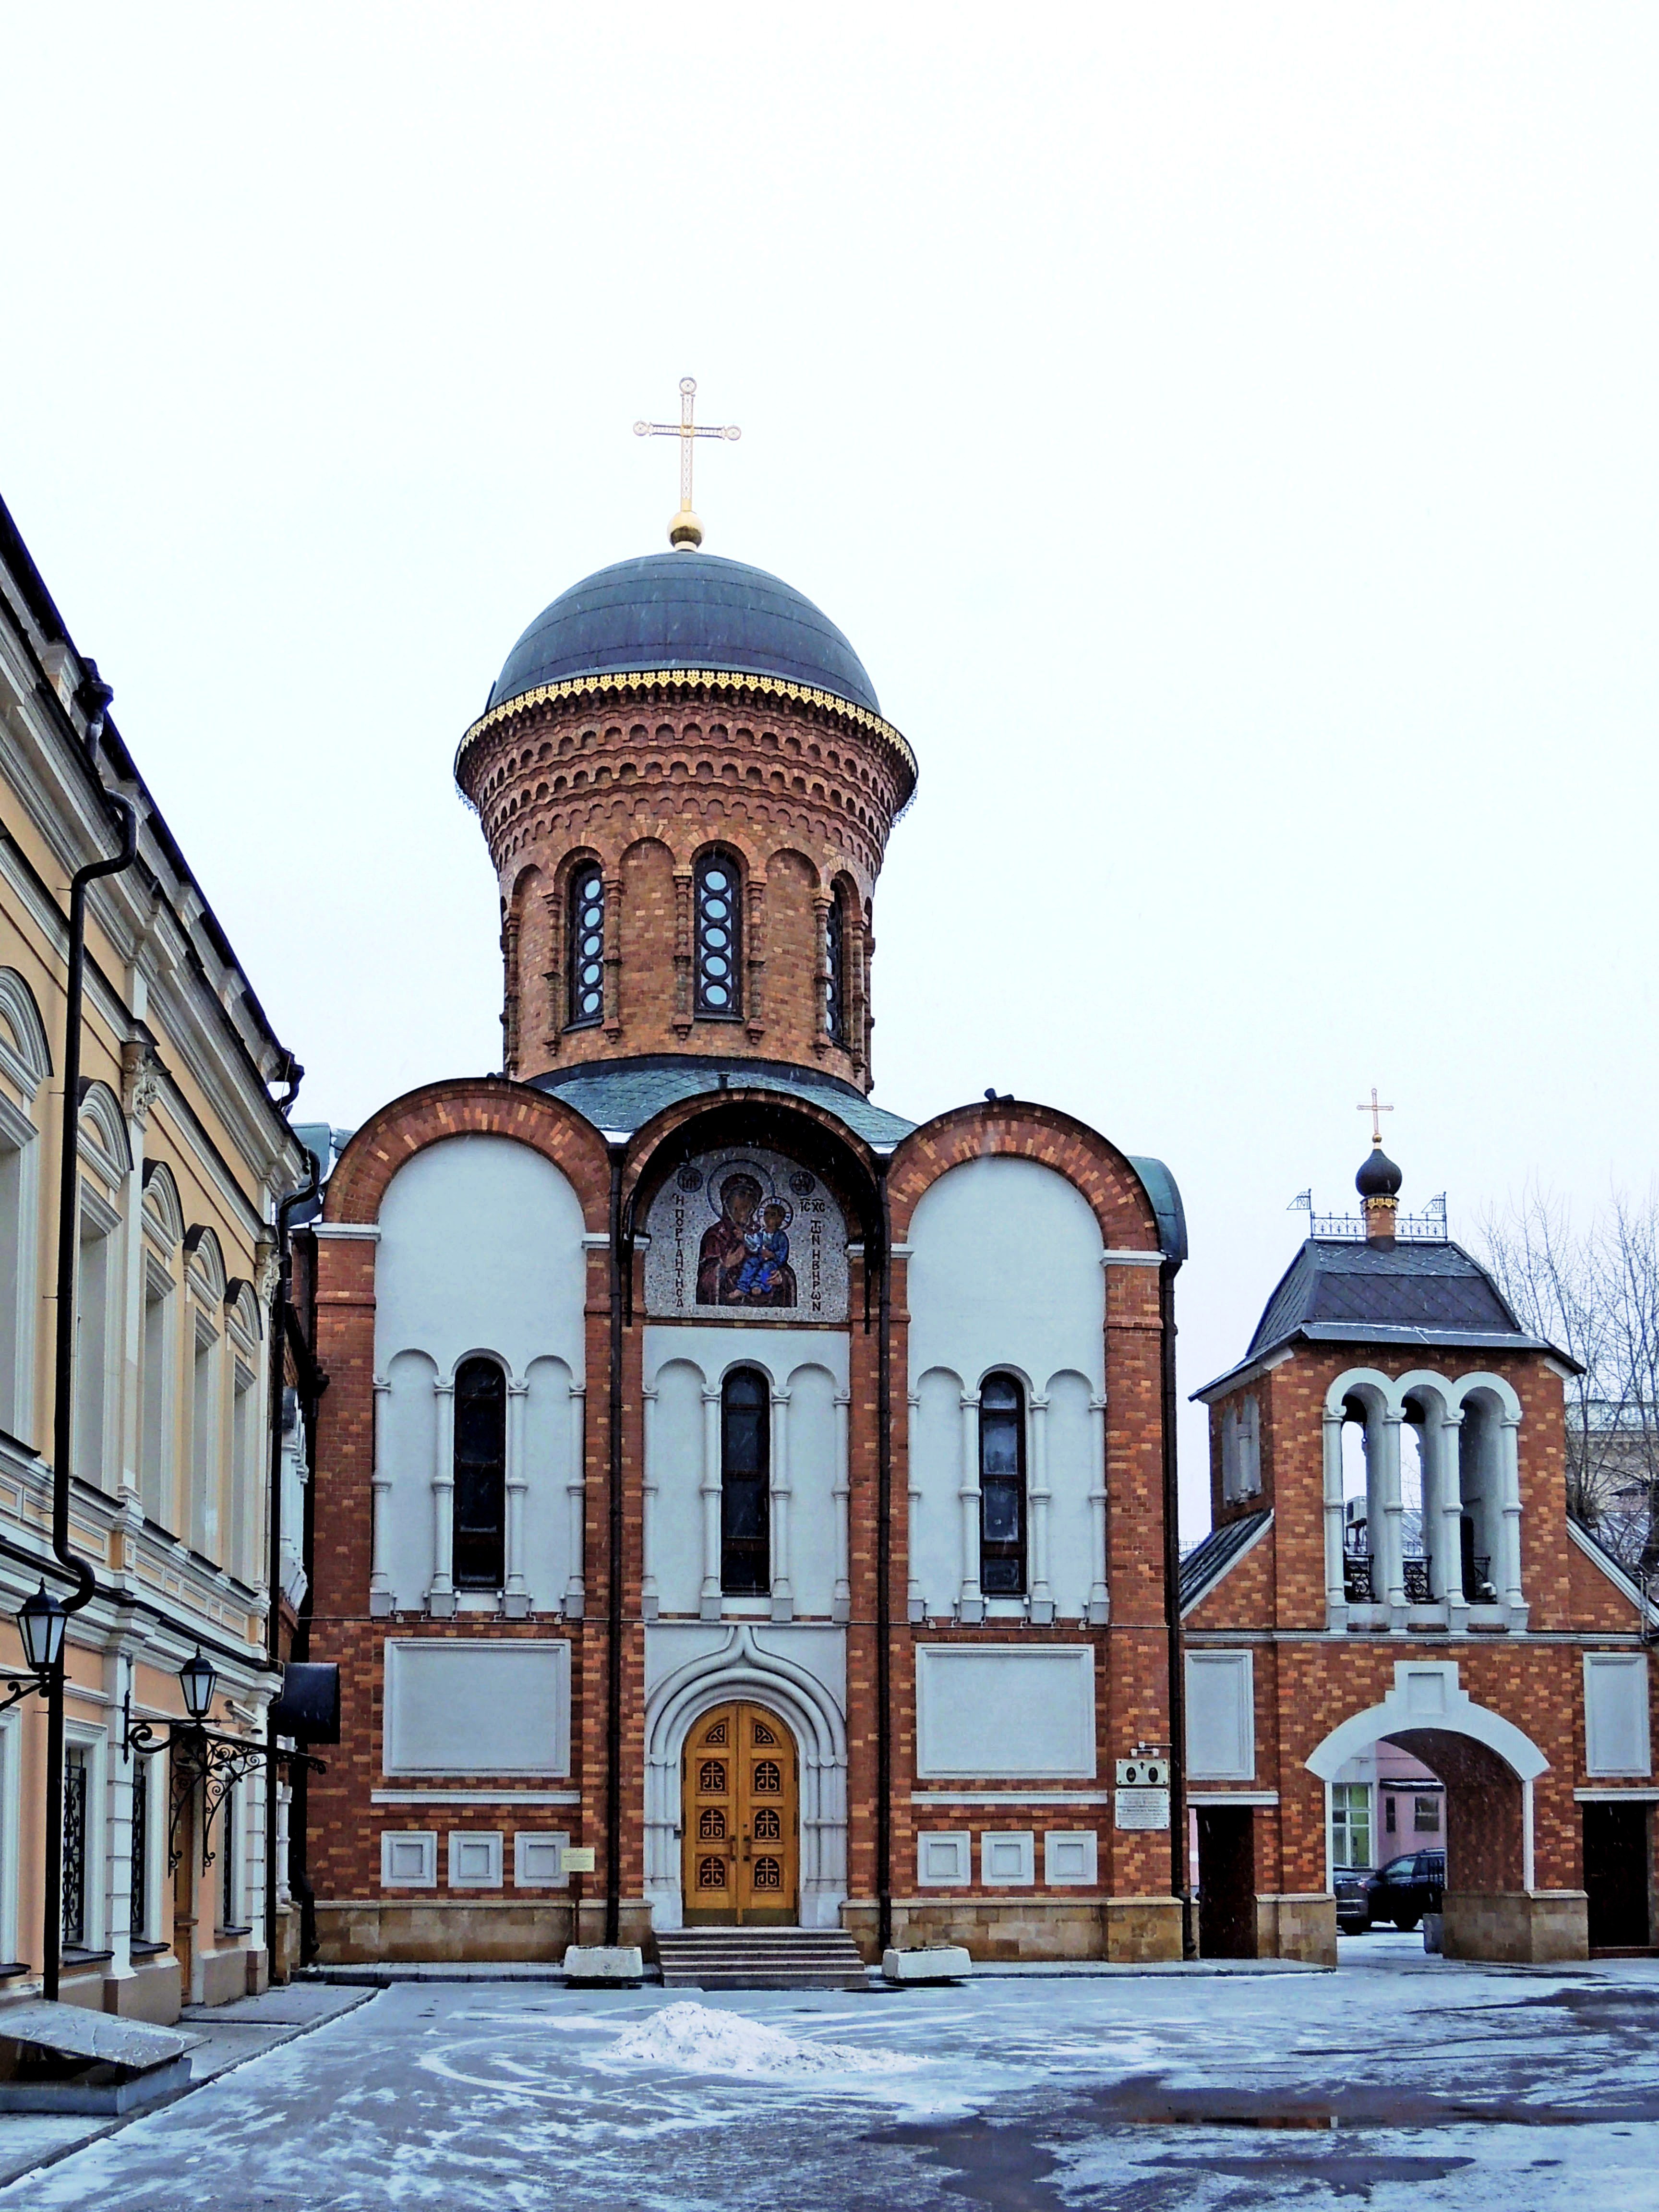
[[567, 864, 605, 1028], [453, 1357, 506, 1589], [695, 851, 742, 1017], [824, 888, 846, 1044], [721, 1367, 769, 1593], [979, 1372, 1027, 1595]]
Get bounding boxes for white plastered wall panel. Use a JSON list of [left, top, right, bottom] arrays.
[[916, 1645, 1096, 1778], [1044, 1369, 1097, 1620], [1186, 1651, 1256, 1782], [373, 1134, 587, 1602], [384, 1640, 571, 1776], [907, 1156, 1106, 1397], [786, 1361, 839, 1617], [522, 1355, 575, 1611], [375, 1135, 588, 1382], [649, 1357, 709, 1617], [381, 1349, 438, 1611], [911, 1366, 964, 1620], [1584, 1652, 1651, 1778]]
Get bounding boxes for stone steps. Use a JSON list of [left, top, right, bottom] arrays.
[[655, 1927, 869, 1990]]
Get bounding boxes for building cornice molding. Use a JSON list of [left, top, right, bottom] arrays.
[[456, 666, 916, 803]]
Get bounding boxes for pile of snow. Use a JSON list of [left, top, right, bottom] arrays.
[[610, 2001, 920, 2079]]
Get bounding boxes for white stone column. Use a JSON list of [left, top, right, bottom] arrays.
[[1026, 1393, 1053, 1623], [565, 1383, 586, 1618], [429, 1377, 456, 1617], [1434, 1407, 1468, 1629], [640, 1382, 660, 1622], [834, 1388, 853, 1625], [700, 1384, 723, 1621], [1087, 1394, 1109, 1624], [117, 1096, 149, 1502], [958, 1389, 984, 1625], [1322, 1407, 1347, 1626], [1499, 1412, 1526, 1623], [369, 1373, 393, 1616], [1377, 1408, 1406, 1620], [504, 1377, 529, 1616], [769, 1387, 793, 1623]]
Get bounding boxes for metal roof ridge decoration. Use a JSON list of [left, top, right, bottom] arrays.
[[455, 666, 916, 795]]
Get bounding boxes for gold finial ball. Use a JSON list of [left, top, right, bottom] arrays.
[[669, 505, 704, 551]]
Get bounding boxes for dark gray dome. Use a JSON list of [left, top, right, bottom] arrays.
[[1356, 1146, 1404, 1199], [488, 553, 881, 718]]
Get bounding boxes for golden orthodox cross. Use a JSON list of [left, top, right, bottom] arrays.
[[634, 377, 741, 549], [1357, 1087, 1395, 1144]]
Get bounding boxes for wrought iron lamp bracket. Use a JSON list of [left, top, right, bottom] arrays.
[[120, 1695, 325, 1873], [0, 1673, 49, 1719]]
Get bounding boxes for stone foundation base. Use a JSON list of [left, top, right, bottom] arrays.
[[1255, 1894, 1337, 1968], [316, 1899, 654, 1966], [841, 1897, 1181, 1965], [1442, 1890, 1588, 1964], [198, 1942, 264, 2007], [53, 1955, 184, 2025]]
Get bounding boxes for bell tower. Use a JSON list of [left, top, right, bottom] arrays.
[[455, 549, 914, 1093]]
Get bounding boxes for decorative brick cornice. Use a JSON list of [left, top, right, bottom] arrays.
[[456, 667, 916, 809], [887, 1102, 1163, 1252], [324, 1077, 613, 1228]]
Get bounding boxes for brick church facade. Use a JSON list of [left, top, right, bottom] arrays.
[[296, 545, 1191, 1965]]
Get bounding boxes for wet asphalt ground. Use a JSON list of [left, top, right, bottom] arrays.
[[6, 1933, 1659, 2210]]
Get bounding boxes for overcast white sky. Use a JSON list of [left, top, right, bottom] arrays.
[[4, 5, 1656, 1528]]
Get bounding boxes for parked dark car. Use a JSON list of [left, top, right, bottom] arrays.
[[1364, 1850, 1445, 1931], [1334, 1869, 1374, 1933]]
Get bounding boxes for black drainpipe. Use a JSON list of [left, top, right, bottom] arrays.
[[604, 1145, 625, 1949], [1159, 1257, 1194, 1960], [263, 1128, 317, 1988], [45, 685, 136, 2004], [876, 1161, 893, 1955]]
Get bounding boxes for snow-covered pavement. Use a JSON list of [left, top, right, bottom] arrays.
[[9, 1933, 1659, 2209]]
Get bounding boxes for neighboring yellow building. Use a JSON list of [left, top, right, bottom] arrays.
[[0, 492, 307, 2018]]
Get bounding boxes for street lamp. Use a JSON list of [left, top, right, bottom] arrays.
[[16, 1583, 66, 1679], [179, 1648, 217, 1724]]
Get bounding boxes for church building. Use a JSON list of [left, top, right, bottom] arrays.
[[297, 476, 1190, 1969]]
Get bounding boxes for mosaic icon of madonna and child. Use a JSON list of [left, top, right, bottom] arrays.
[[696, 1167, 797, 1308]]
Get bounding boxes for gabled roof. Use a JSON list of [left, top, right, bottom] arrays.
[[529, 1055, 917, 1151], [1179, 1508, 1272, 1614]]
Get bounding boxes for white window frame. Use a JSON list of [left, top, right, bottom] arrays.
[[140, 1254, 177, 1530], [0, 1092, 40, 1445], [62, 1719, 109, 1954]]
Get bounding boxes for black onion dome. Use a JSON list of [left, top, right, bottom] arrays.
[[487, 552, 882, 719], [1356, 1146, 1404, 1199]]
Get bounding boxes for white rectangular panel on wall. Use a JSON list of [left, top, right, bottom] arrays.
[[1044, 1830, 1098, 1886], [1585, 1651, 1651, 1777], [915, 1645, 1095, 1778], [1185, 1651, 1256, 1782], [917, 1831, 973, 1886], [980, 1830, 1035, 1885], [513, 1832, 571, 1887], [384, 1640, 571, 1776], [447, 1831, 504, 1887], [380, 1831, 437, 1887]]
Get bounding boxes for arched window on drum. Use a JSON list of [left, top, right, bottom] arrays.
[[695, 850, 743, 1018], [453, 1357, 506, 1589], [567, 863, 605, 1028], [979, 1372, 1027, 1595]]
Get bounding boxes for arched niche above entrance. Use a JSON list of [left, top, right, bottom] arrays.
[[642, 1145, 849, 1321], [1306, 1660, 1547, 1784]]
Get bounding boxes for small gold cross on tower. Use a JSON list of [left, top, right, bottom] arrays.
[[1357, 1086, 1395, 1146], [634, 376, 741, 551]]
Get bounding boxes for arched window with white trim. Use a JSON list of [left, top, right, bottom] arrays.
[[979, 1372, 1027, 1595], [453, 1357, 507, 1589], [694, 851, 743, 1018]]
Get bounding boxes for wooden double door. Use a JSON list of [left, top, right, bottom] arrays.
[[683, 1702, 799, 1925]]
